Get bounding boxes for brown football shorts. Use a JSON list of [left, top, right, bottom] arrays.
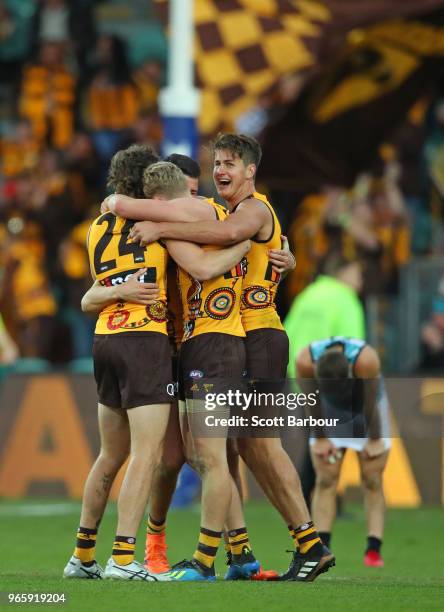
[[178, 332, 246, 401], [93, 331, 173, 409]]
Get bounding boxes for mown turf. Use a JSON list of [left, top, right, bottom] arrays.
[[0, 501, 443, 611]]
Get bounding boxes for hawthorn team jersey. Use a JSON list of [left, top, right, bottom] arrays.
[[178, 200, 246, 341], [237, 192, 284, 332], [87, 212, 168, 335]]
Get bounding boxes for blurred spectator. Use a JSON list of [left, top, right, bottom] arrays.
[[29, 0, 99, 81], [424, 98, 444, 250], [84, 34, 139, 190], [133, 59, 162, 111], [30, 149, 80, 279], [0, 0, 34, 94], [0, 216, 57, 359], [19, 41, 76, 149], [421, 276, 444, 369], [353, 166, 411, 295], [286, 186, 349, 298], [0, 119, 40, 178], [0, 313, 19, 364], [64, 131, 101, 214], [384, 98, 430, 253], [129, 110, 163, 149], [59, 214, 96, 358]]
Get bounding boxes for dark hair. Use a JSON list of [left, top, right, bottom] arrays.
[[316, 350, 351, 397], [316, 350, 350, 380], [107, 144, 160, 197], [213, 133, 262, 168], [164, 154, 201, 178], [97, 34, 132, 85]]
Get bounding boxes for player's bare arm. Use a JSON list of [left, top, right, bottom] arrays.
[[81, 269, 160, 314], [165, 239, 250, 282], [102, 194, 214, 223], [355, 346, 385, 456], [129, 197, 270, 246]]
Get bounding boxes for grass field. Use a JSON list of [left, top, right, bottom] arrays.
[[0, 500, 443, 611]]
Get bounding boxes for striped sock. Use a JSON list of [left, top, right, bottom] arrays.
[[74, 526, 97, 566], [228, 528, 251, 556], [112, 535, 136, 566], [147, 515, 166, 535], [193, 527, 222, 569], [288, 524, 297, 545], [293, 521, 323, 555]]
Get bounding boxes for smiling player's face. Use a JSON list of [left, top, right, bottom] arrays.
[[213, 149, 254, 203]]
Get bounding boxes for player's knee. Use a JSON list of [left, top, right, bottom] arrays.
[[158, 453, 185, 476], [98, 449, 128, 473], [315, 472, 338, 490], [189, 448, 226, 476], [361, 472, 382, 492]]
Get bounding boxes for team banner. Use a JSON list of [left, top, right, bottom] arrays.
[[156, 0, 444, 136]]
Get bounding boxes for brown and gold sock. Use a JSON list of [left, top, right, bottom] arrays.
[[293, 521, 323, 555], [228, 528, 252, 556], [112, 535, 136, 566], [193, 527, 222, 569], [74, 526, 97, 567], [147, 515, 166, 536]]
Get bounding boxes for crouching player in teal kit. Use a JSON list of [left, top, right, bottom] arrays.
[[297, 337, 390, 568]]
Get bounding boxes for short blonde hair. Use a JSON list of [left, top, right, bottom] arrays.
[[143, 161, 188, 199]]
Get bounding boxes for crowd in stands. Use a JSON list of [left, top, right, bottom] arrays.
[[1, 1, 444, 371], [0, 1, 164, 364]]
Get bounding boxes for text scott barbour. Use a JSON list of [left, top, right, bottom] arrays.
[[205, 415, 340, 427]]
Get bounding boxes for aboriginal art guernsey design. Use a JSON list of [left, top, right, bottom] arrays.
[[177, 201, 246, 341]]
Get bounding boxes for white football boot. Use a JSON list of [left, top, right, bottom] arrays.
[[103, 557, 170, 581], [63, 555, 104, 579]]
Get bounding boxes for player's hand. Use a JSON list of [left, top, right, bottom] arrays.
[[115, 268, 160, 304], [129, 221, 160, 246], [100, 195, 114, 214], [312, 438, 341, 464], [268, 235, 296, 274], [362, 438, 386, 459]]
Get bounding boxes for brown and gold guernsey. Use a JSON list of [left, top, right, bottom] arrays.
[[178, 200, 246, 341], [166, 259, 183, 352], [238, 191, 284, 332], [87, 212, 168, 335]]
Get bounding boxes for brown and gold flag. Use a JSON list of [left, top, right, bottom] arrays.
[[156, 0, 444, 135], [259, 14, 444, 189]]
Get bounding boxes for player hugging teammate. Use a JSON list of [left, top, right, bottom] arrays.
[[64, 134, 336, 582]]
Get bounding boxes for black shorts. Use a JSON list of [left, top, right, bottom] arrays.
[[245, 328, 289, 380], [178, 332, 246, 401], [244, 329, 289, 432], [93, 332, 173, 409]]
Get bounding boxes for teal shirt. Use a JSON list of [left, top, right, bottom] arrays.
[[283, 276, 365, 379]]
